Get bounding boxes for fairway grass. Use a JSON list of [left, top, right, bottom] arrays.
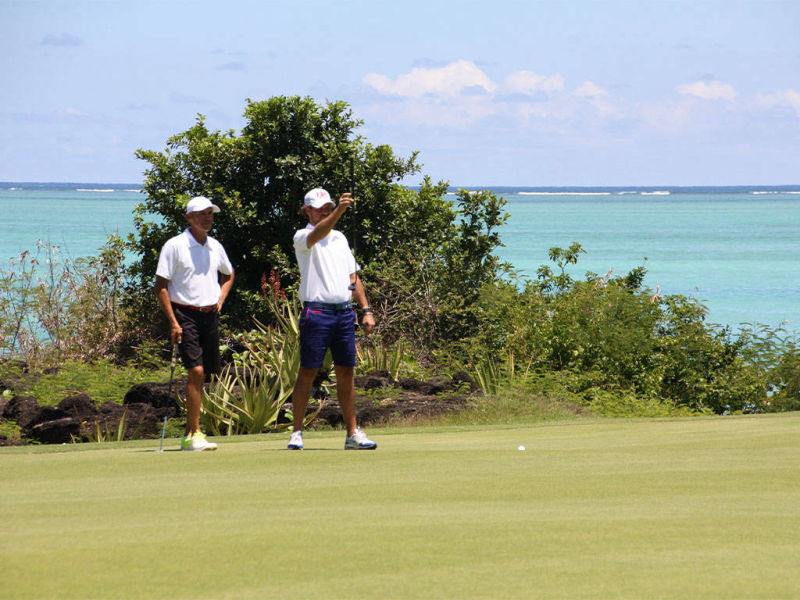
[[2, 414, 799, 599]]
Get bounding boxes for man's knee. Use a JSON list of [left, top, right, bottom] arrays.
[[335, 365, 354, 378], [188, 365, 205, 385]]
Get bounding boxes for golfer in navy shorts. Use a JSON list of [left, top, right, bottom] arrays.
[[288, 187, 377, 450]]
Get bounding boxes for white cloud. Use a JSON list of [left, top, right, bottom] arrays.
[[504, 70, 564, 95], [677, 80, 737, 100], [363, 60, 496, 98], [574, 81, 609, 98], [363, 60, 624, 129], [756, 89, 800, 117], [360, 61, 799, 139]]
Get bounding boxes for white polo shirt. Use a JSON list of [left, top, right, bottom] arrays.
[[293, 224, 357, 304], [156, 229, 233, 307]]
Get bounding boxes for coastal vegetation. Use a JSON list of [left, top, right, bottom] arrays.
[[2, 96, 799, 444]]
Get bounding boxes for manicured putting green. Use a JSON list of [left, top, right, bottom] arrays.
[[2, 414, 799, 599]]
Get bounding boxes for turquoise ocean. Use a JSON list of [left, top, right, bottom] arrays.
[[1, 182, 799, 333]]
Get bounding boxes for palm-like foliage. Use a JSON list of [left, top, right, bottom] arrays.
[[201, 295, 330, 435]]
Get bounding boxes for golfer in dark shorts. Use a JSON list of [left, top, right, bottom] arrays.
[[288, 187, 377, 450], [155, 196, 234, 451]]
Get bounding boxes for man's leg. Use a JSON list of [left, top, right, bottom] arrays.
[[292, 366, 318, 431], [337, 363, 376, 449], [185, 365, 205, 435], [335, 365, 357, 436]]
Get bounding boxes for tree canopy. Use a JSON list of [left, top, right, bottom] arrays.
[[130, 96, 509, 342]]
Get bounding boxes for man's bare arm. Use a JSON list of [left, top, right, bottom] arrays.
[[217, 270, 234, 312], [351, 273, 375, 335], [154, 275, 182, 344], [307, 193, 354, 248]]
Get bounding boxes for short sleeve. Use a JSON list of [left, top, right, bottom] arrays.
[[155, 241, 174, 280], [216, 242, 233, 275], [293, 228, 311, 254]]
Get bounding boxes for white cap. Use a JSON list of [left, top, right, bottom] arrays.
[[303, 188, 334, 209], [186, 196, 220, 214]]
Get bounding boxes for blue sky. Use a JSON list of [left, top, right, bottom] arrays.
[[2, 0, 798, 185]]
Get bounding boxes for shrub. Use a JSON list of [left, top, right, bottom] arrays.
[[131, 98, 510, 351], [0, 236, 134, 365], [470, 244, 771, 414]]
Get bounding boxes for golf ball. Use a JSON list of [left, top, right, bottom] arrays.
[[518, 445, 526, 451]]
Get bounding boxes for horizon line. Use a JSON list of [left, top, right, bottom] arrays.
[[3, 181, 800, 189]]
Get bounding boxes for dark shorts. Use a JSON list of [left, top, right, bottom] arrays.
[[173, 303, 221, 376], [299, 305, 357, 368]]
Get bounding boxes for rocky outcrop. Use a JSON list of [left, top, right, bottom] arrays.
[[308, 370, 480, 428], [1, 389, 175, 444], [1, 369, 479, 444], [123, 380, 184, 416]]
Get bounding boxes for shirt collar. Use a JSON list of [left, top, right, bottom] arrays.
[[184, 228, 207, 248]]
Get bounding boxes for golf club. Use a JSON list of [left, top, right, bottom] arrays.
[[348, 156, 357, 291], [156, 343, 178, 452]]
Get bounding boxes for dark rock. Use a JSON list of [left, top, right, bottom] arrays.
[[98, 401, 160, 439], [397, 377, 437, 395], [98, 401, 126, 420], [0, 396, 8, 417], [57, 393, 97, 419], [37, 405, 68, 422], [123, 381, 183, 418], [4, 396, 40, 431], [312, 392, 470, 429], [354, 369, 393, 390], [30, 416, 81, 444], [428, 375, 454, 393]]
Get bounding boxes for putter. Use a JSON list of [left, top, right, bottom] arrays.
[[348, 157, 357, 292], [156, 343, 179, 452]]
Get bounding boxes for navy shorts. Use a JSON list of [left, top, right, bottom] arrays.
[[173, 303, 221, 376], [299, 305, 357, 368]]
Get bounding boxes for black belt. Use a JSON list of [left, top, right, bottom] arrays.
[[304, 301, 353, 311]]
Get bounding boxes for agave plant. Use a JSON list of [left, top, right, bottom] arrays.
[[201, 293, 331, 435], [472, 355, 501, 395], [73, 408, 129, 443], [356, 338, 406, 381], [471, 351, 535, 395]]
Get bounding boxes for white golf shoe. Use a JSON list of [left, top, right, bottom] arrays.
[[345, 428, 377, 450], [287, 430, 304, 450]]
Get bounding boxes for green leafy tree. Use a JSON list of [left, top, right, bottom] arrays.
[[363, 182, 510, 347], [130, 96, 419, 326], [129, 96, 509, 348]]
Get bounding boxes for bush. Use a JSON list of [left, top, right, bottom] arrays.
[[131, 96, 420, 329], [470, 243, 772, 414], [131, 97, 509, 350], [0, 236, 133, 365], [363, 182, 510, 348], [738, 323, 800, 412]]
